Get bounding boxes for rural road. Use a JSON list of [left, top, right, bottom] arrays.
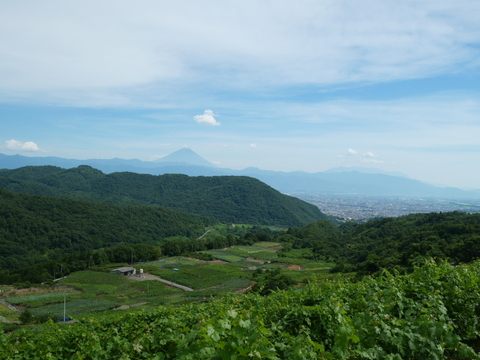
[[128, 274, 194, 291], [196, 228, 215, 240]]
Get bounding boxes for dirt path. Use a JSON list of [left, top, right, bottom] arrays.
[[246, 257, 265, 264], [128, 274, 194, 291], [0, 298, 20, 313], [196, 228, 215, 240], [235, 283, 254, 294]]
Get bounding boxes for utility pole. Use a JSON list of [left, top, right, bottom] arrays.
[[63, 292, 67, 321]]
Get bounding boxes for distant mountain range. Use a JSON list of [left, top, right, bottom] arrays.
[[323, 166, 410, 179], [1, 149, 479, 199]]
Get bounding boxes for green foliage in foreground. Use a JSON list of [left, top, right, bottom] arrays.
[[2, 260, 480, 359]]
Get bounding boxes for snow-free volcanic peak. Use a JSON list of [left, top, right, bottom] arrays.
[[155, 148, 216, 167]]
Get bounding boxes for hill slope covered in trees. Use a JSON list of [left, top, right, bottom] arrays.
[[0, 165, 331, 226], [0, 189, 214, 270], [341, 211, 480, 273], [279, 211, 480, 273]]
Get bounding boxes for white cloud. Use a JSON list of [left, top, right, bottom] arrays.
[[250, 143, 257, 149], [362, 158, 384, 164], [362, 152, 383, 163], [193, 110, 220, 126], [4, 139, 41, 152], [347, 148, 357, 155], [1, 1, 480, 105]]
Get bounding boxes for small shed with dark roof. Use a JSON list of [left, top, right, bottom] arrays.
[[109, 267, 136, 276]]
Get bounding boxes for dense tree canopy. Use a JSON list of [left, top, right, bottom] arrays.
[[276, 212, 480, 274], [3, 166, 480, 281], [340, 211, 480, 273], [0, 165, 333, 226], [0, 189, 214, 270]]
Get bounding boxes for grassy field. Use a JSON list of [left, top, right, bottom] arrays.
[[151, 264, 248, 290], [255, 241, 284, 250], [201, 251, 244, 262], [7, 291, 78, 307], [149, 244, 333, 290]]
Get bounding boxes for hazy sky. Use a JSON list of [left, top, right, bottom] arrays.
[[1, 1, 480, 189]]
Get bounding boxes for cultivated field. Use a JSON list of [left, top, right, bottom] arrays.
[[1, 242, 333, 321]]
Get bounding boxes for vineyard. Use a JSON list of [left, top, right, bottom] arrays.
[[2, 260, 480, 359]]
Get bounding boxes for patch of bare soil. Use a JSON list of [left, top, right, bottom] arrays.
[[127, 273, 162, 281], [209, 260, 229, 264], [245, 258, 265, 264], [6, 285, 77, 298], [286, 265, 302, 270]]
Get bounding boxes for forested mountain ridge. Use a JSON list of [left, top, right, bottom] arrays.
[[0, 189, 215, 270], [0, 165, 332, 226]]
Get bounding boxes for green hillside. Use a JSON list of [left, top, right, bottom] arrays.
[[278, 211, 480, 273], [0, 189, 214, 270], [340, 211, 480, 273], [0, 165, 331, 226]]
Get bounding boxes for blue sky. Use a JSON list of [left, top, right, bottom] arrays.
[[1, 1, 480, 189]]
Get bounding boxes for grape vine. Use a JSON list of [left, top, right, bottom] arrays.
[[2, 260, 480, 359]]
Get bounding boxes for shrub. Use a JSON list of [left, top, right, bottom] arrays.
[[19, 309, 33, 324], [0, 323, 18, 333]]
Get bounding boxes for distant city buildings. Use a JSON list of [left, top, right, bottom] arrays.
[[296, 194, 480, 222]]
